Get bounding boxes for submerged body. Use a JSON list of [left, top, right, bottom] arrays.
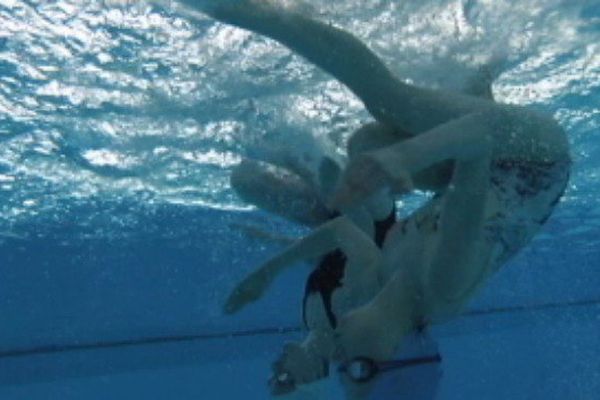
[[303, 157, 569, 340], [172, 1, 571, 398]]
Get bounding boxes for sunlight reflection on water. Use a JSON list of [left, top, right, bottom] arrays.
[[0, 0, 597, 239]]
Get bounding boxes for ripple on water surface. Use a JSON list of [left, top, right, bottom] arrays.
[[0, 0, 597, 240]]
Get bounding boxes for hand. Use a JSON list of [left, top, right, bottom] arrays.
[[223, 268, 272, 314], [269, 342, 329, 396]]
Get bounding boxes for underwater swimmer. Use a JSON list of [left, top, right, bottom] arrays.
[[175, 1, 571, 398]]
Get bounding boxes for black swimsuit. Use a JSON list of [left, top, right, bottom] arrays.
[[302, 209, 396, 329]]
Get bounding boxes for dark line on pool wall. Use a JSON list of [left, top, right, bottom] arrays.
[[463, 297, 600, 316], [0, 326, 302, 360], [0, 297, 598, 360]]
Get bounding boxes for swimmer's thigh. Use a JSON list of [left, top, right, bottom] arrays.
[[427, 156, 492, 312]]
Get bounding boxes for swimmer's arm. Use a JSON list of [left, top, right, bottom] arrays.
[[224, 214, 381, 314], [375, 112, 494, 174], [179, 0, 431, 129], [331, 112, 495, 208], [370, 108, 569, 179]]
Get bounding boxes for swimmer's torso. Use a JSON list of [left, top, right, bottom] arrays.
[[303, 209, 396, 330], [304, 156, 570, 328]]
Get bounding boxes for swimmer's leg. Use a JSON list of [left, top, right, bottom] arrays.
[[426, 156, 491, 311], [330, 112, 494, 209], [343, 158, 491, 335], [178, 0, 479, 132], [224, 215, 381, 314]]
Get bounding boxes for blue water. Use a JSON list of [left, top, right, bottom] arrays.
[[0, 0, 598, 399]]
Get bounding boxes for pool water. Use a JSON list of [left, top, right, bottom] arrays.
[[0, 0, 598, 399]]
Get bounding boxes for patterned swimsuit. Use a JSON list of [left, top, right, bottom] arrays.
[[484, 159, 571, 269], [301, 158, 571, 329]]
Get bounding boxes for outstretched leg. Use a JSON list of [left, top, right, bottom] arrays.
[[176, 0, 487, 133]]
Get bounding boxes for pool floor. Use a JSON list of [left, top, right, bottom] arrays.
[[1, 304, 598, 400]]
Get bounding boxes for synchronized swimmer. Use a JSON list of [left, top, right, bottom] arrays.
[[175, 1, 571, 399]]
